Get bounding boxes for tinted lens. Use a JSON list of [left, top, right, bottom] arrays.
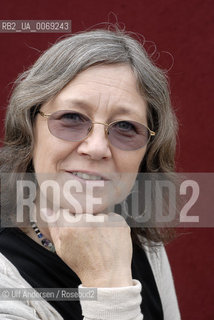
[[108, 120, 150, 150], [48, 110, 91, 141]]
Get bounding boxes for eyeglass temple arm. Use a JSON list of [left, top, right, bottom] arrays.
[[149, 129, 156, 136], [38, 111, 50, 118]]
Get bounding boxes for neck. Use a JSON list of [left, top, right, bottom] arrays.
[[21, 193, 54, 250]]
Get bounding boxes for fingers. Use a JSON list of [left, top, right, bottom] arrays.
[[39, 209, 131, 278], [41, 208, 128, 231]]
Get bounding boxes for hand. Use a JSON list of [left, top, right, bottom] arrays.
[[43, 210, 133, 287]]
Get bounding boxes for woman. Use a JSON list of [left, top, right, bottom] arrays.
[[0, 28, 181, 319]]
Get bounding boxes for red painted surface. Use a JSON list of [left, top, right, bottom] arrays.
[[0, 1, 213, 318]]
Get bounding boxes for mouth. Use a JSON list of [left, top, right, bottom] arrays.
[[65, 170, 110, 181]]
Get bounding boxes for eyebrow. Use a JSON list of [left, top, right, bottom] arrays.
[[59, 98, 146, 121]]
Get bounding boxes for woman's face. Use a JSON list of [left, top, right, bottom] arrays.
[[33, 64, 148, 215]]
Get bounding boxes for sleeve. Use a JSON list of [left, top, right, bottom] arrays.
[[145, 244, 181, 320], [78, 279, 143, 320]]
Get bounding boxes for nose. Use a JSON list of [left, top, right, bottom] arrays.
[[77, 123, 112, 160]]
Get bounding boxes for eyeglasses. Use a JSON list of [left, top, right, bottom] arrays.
[[38, 110, 155, 151]]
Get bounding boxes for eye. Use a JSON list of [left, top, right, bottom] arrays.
[[60, 112, 86, 122], [114, 121, 136, 132]]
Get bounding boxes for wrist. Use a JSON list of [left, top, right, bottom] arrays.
[[81, 271, 133, 287]]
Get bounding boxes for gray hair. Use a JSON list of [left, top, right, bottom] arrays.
[[0, 27, 178, 246]]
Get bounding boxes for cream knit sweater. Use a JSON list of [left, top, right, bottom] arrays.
[[0, 244, 181, 320]]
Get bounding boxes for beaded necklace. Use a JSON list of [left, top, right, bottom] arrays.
[[31, 222, 56, 253]]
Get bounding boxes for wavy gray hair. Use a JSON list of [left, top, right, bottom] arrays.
[[0, 28, 178, 246]]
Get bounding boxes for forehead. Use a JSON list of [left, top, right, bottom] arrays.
[[43, 64, 147, 121], [62, 64, 142, 96]]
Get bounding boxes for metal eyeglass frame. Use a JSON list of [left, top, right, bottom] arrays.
[[38, 110, 156, 146]]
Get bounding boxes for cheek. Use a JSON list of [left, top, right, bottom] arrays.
[[33, 138, 61, 173], [115, 149, 146, 173], [33, 138, 80, 173], [114, 149, 146, 201]]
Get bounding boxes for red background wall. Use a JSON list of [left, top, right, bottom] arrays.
[[0, 1, 213, 319]]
